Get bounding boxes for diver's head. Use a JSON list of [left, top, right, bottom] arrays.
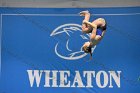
[[82, 42, 92, 53]]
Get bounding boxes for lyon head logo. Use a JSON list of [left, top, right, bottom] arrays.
[[50, 23, 96, 60]]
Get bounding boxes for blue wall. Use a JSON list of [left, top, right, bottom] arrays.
[[0, 7, 140, 93]]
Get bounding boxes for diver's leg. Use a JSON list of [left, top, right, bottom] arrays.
[[80, 10, 90, 22], [80, 11, 91, 33]]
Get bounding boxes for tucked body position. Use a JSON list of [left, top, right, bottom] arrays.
[[80, 10, 107, 56]]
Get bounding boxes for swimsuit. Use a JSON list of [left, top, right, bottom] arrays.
[[96, 23, 107, 36]]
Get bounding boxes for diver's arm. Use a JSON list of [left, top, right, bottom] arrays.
[[89, 28, 98, 47]]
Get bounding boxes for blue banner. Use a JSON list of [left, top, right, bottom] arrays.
[[0, 7, 140, 93]]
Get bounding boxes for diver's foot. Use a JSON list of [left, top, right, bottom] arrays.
[[79, 10, 89, 16]]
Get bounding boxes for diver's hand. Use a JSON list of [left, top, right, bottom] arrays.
[[82, 42, 91, 53], [83, 42, 90, 47]]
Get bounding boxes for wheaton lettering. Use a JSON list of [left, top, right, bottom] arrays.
[[27, 70, 121, 88]]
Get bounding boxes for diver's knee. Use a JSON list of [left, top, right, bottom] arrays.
[[82, 28, 90, 33]]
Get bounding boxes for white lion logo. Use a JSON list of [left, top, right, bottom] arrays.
[[50, 23, 96, 60]]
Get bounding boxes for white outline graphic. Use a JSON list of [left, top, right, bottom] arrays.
[[66, 39, 72, 51], [51, 23, 92, 60], [55, 42, 87, 60]]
